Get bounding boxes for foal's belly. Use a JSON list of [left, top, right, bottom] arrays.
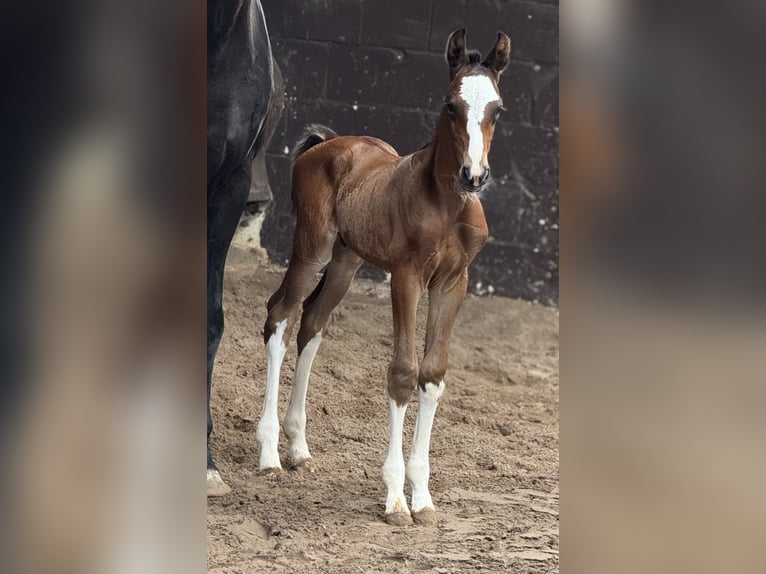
[[335, 192, 398, 271], [333, 158, 404, 270]]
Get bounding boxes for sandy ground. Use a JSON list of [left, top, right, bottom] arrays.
[[207, 246, 559, 573]]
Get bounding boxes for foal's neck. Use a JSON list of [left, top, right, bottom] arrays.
[[422, 113, 472, 214]]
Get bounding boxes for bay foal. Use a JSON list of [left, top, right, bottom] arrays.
[[257, 29, 511, 525]]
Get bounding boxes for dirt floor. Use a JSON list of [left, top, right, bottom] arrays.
[[207, 246, 559, 573]]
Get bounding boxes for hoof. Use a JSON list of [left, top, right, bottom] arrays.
[[206, 469, 232, 497], [384, 512, 413, 527], [290, 458, 315, 473], [260, 466, 282, 476], [412, 508, 437, 525]]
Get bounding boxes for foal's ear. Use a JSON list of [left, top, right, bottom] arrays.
[[445, 28, 468, 80], [483, 32, 512, 78]]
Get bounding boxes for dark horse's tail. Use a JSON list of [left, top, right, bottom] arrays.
[[292, 124, 339, 163]]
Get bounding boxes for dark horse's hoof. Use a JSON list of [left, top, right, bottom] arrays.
[[207, 469, 232, 497]]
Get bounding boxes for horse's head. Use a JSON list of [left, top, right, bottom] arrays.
[[442, 29, 511, 193]]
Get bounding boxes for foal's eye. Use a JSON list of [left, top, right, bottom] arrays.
[[493, 107, 505, 122], [445, 101, 456, 115]]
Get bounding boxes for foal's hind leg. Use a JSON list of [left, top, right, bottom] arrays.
[[407, 271, 467, 525], [283, 241, 362, 469], [258, 227, 336, 471]]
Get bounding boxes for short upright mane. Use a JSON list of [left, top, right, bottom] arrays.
[[466, 50, 482, 65]]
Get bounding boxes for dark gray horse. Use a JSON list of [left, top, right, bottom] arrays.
[[207, 0, 278, 495]]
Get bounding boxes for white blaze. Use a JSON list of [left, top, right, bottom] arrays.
[[459, 75, 500, 177]]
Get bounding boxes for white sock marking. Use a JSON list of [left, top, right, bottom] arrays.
[[407, 381, 445, 513], [256, 319, 287, 470], [382, 398, 410, 516], [459, 75, 500, 177], [284, 331, 322, 464]]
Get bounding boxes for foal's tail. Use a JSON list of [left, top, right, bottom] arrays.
[[292, 124, 339, 163], [290, 124, 340, 213]]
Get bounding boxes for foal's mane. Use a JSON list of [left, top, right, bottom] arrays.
[[466, 50, 483, 65], [417, 139, 433, 151]]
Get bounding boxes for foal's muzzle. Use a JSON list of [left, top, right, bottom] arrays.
[[460, 165, 490, 191]]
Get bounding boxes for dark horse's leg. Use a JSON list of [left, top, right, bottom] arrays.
[[207, 166, 250, 495], [207, 0, 275, 496]]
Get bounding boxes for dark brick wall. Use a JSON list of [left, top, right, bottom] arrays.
[[261, 0, 558, 304]]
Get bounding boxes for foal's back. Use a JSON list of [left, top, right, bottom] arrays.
[[293, 134, 401, 204], [293, 134, 432, 270]]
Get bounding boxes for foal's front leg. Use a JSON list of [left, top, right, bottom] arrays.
[[382, 269, 422, 526], [407, 271, 467, 524]]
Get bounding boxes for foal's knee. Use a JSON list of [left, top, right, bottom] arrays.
[[263, 315, 280, 345], [263, 302, 295, 346], [297, 300, 323, 353], [419, 354, 447, 387], [296, 321, 321, 354], [388, 360, 418, 405]]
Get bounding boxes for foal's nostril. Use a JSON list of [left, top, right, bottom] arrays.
[[460, 166, 490, 188]]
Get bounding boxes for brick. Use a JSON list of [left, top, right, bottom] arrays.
[[272, 38, 330, 101], [491, 123, 558, 248], [531, 63, 558, 126], [362, 0, 433, 50], [496, 122, 558, 163], [260, 154, 295, 266], [498, 61, 535, 125], [476, 178, 523, 247], [470, 241, 558, 303], [327, 44, 448, 109], [351, 104, 439, 154], [267, 98, 356, 155], [510, 186, 559, 257], [499, 1, 558, 63], [429, 0, 503, 54], [263, 0, 362, 44]]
